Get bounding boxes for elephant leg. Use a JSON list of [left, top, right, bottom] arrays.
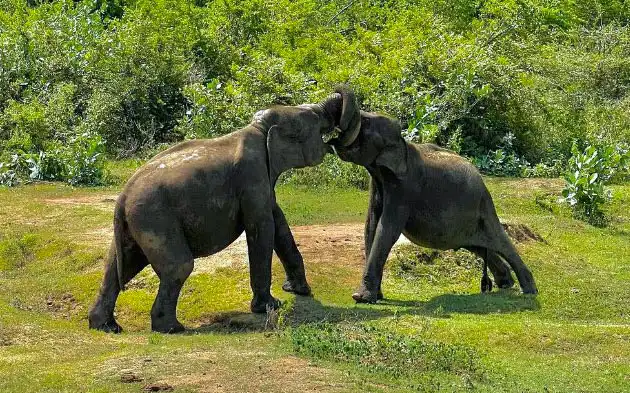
[[493, 234, 538, 294], [89, 240, 148, 333], [272, 203, 311, 296], [243, 205, 279, 313], [366, 216, 384, 300], [480, 195, 535, 294], [364, 181, 384, 299], [150, 258, 194, 333], [487, 251, 515, 289], [353, 203, 408, 304], [465, 247, 514, 290], [134, 224, 193, 334]]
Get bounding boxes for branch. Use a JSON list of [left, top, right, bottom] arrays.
[[327, 0, 357, 25]]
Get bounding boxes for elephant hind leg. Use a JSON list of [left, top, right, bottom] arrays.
[[477, 196, 535, 294], [139, 228, 194, 334], [491, 234, 537, 294], [465, 246, 515, 290], [89, 240, 148, 333]]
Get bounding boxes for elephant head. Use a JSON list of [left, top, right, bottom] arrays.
[[332, 111, 408, 178], [252, 85, 361, 185]]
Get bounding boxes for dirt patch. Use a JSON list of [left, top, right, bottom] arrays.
[[43, 195, 119, 206], [169, 355, 351, 393], [193, 234, 248, 275], [46, 293, 80, 318], [502, 222, 546, 243], [126, 272, 158, 290], [492, 178, 564, 194], [102, 351, 353, 393], [42, 194, 119, 214], [194, 223, 370, 275], [143, 383, 173, 392], [0, 330, 12, 346], [120, 371, 144, 383]]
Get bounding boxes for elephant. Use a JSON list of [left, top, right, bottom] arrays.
[[88, 86, 361, 333], [331, 110, 538, 304]]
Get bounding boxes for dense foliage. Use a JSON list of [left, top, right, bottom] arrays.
[[1, 0, 629, 185]]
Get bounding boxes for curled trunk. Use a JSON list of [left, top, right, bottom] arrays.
[[319, 85, 361, 146]]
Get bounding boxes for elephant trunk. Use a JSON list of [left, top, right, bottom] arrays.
[[319, 85, 361, 147]]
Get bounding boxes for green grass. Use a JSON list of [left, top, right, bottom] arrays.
[[0, 175, 629, 392]]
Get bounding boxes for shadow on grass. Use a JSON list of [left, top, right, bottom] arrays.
[[422, 290, 540, 315], [289, 290, 539, 324], [186, 290, 540, 334], [188, 311, 270, 334]]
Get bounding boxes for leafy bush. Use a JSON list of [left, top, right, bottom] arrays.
[[282, 154, 370, 190], [561, 142, 630, 226], [0, 132, 105, 187], [62, 132, 106, 185], [473, 149, 530, 177], [471, 133, 566, 178]]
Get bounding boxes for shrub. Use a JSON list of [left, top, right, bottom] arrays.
[[62, 132, 106, 185], [0, 132, 105, 187], [561, 142, 630, 226]]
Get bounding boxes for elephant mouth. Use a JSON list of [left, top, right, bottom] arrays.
[[326, 124, 360, 150], [322, 127, 341, 144]]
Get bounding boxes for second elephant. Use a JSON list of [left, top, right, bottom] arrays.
[[331, 110, 538, 303]]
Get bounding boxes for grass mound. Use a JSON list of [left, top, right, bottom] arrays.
[[389, 245, 482, 284]]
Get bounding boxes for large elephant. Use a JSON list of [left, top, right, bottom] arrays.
[[88, 87, 361, 333], [331, 110, 538, 303]]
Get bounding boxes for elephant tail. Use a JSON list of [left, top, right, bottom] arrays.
[[113, 197, 126, 291]]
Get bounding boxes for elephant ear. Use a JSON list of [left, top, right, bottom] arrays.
[[375, 138, 408, 178], [266, 124, 302, 189]]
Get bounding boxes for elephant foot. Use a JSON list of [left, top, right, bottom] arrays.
[[481, 275, 493, 293], [88, 309, 122, 334], [151, 317, 186, 334], [352, 287, 378, 304], [251, 296, 281, 314], [519, 277, 538, 295], [495, 274, 515, 289], [522, 286, 538, 295], [282, 279, 312, 296]]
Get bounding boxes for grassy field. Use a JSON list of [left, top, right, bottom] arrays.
[[0, 174, 629, 392]]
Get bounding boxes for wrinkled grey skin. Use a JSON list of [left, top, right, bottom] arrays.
[[332, 111, 538, 303], [88, 87, 360, 333]]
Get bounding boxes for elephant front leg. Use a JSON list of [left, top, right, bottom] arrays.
[[272, 203, 311, 296], [245, 213, 281, 313], [364, 183, 384, 300], [354, 205, 407, 304]]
